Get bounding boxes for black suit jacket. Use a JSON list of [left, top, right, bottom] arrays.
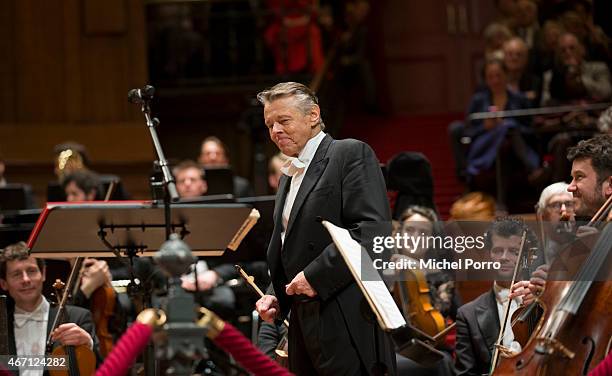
[[267, 134, 394, 372], [5, 302, 100, 375], [454, 289, 500, 376]]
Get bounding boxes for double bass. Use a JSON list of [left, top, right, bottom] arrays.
[[492, 196, 612, 375]]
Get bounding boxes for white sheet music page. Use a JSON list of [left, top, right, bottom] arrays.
[[322, 220, 406, 330]]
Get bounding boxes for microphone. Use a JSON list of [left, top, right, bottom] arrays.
[[128, 85, 155, 104]]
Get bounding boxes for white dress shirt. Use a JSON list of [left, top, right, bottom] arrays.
[[281, 131, 326, 244], [14, 298, 50, 376], [493, 282, 522, 354]]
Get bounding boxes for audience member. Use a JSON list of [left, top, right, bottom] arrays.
[[483, 23, 514, 62], [533, 20, 565, 75], [464, 59, 539, 192], [559, 10, 611, 66], [514, 0, 540, 49], [173, 160, 207, 198], [541, 32, 611, 105], [503, 37, 541, 103], [198, 136, 254, 198]]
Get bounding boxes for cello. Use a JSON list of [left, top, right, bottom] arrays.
[[492, 197, 612, 375]]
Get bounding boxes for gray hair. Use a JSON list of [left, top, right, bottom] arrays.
[[537, 182, 570, 212], [256, 82, 325, 130]]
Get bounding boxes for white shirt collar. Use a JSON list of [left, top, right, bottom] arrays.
[[297, 130, 326, 166], [14, 298, 49, 328]]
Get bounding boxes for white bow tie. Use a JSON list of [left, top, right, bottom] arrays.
[[281, 157, 306, 177], [14, 309, 46, 328]]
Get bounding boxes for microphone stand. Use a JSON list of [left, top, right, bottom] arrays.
[[130, 86, 180, 376]]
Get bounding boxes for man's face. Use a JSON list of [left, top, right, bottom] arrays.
[[568, 158, 611, 217], [0, 257, 45, 310], [199, 141, 228, 167], [558, 34, 584, 66], [504, 40, 528, 72], [176, 167, 207, 198], [65, 181, 94, 202], [264, 97, 320, 157], [543, 192, 575, 223], [490, 234, 521, 279]]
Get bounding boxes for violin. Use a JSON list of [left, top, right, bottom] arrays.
[[69, 259, 116, 358], [492, 197, 612, 375], [235, 265, 289, 367], [393, 263, 446, 339], [47, 260, 96, 376]]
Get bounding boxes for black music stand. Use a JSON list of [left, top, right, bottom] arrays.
[[27, 201, 255, 258]]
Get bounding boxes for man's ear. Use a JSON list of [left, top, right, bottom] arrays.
[[309, 105, 321, 128], [0, 279, 8, 291], [603, 176, 612, 197]]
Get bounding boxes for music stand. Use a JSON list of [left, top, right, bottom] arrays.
[[0, 184, 35, 211], [27, 201, 256, 258], [204, 168, 235, 195]]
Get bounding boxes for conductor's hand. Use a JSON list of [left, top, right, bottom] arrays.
[[256, 295, 280, 323], [285, 271, 317, 297], [80, 258, 112, 299], [51, 323, 93, 348]]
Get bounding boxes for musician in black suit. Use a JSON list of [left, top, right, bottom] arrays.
[[254, 82, 395, 375], [0, 242, 99, 373], [454, 218, 538, 376]]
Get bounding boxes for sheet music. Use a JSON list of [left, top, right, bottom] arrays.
[[322, 221, 406, 330]]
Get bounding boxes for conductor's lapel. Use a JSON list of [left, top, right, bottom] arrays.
[[285, 134, 333, 239]]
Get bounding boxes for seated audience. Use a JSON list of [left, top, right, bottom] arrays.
[[541, 32, 611, 105], [539, 32, 610, 182]]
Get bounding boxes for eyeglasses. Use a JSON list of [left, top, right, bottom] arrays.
[[546, 201, 575, 210]]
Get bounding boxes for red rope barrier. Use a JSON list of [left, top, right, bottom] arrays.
[[213, 322, 293, 376], [95, 322, 153, 376]]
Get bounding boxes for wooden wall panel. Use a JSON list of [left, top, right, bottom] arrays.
[[0, 0, 16, 122], [14, 0, 67, 122], [386, 57, 448, 113], [0, 0, 150, 165]]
